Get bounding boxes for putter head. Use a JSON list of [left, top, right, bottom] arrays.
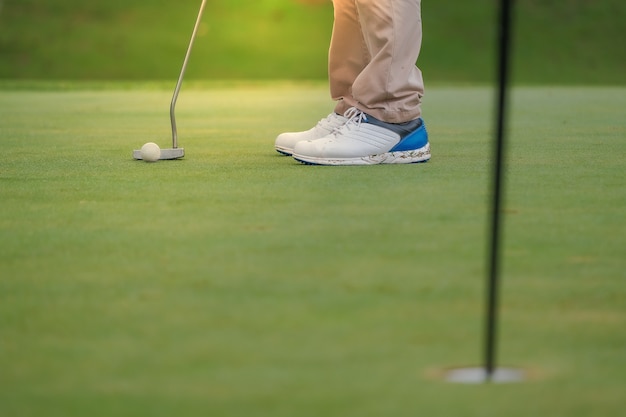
[[133, 148, 185, 160]]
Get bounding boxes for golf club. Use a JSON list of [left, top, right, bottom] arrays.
[[133, 0, 208, 160]]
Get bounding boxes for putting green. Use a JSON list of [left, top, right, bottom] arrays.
[[1, 83, 624, 417]]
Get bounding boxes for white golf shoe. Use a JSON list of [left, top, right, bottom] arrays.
[[292, 107, 431, 166], [275, 112, 348, 156]]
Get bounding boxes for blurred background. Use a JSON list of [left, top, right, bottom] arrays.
[[0, 0, 624, 84]]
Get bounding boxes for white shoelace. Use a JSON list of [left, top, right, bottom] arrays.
[[330, 107, 367, 135], [316, 112, 344, 129]]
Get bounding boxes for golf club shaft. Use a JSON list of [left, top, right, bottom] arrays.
[[170, 0, 208, 149]]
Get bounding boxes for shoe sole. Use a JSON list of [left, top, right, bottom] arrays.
[[293, 143, 431, 166], [275, 146, 293, 156]]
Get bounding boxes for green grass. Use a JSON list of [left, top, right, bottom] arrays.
[[0, 0, 334, 80], [0, 82, 625, 416], [1, 0, 625, 84]]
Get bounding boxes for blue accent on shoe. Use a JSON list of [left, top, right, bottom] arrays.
[[363, 115, 429, 152], [389, 120, 429, 152]]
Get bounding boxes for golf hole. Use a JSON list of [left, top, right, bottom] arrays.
[[444, 367, 525, 384]]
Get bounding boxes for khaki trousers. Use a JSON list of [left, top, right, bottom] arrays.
[[329, 0, 424, 123]]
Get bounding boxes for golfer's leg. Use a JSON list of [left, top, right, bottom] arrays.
[[352, 0, 424, 123], [329, 0, 370, 115]]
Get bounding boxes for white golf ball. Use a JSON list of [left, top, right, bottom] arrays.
[[140, 142, 161, 162]]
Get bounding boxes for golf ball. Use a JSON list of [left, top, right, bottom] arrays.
[[140, 142, 161, 162]]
